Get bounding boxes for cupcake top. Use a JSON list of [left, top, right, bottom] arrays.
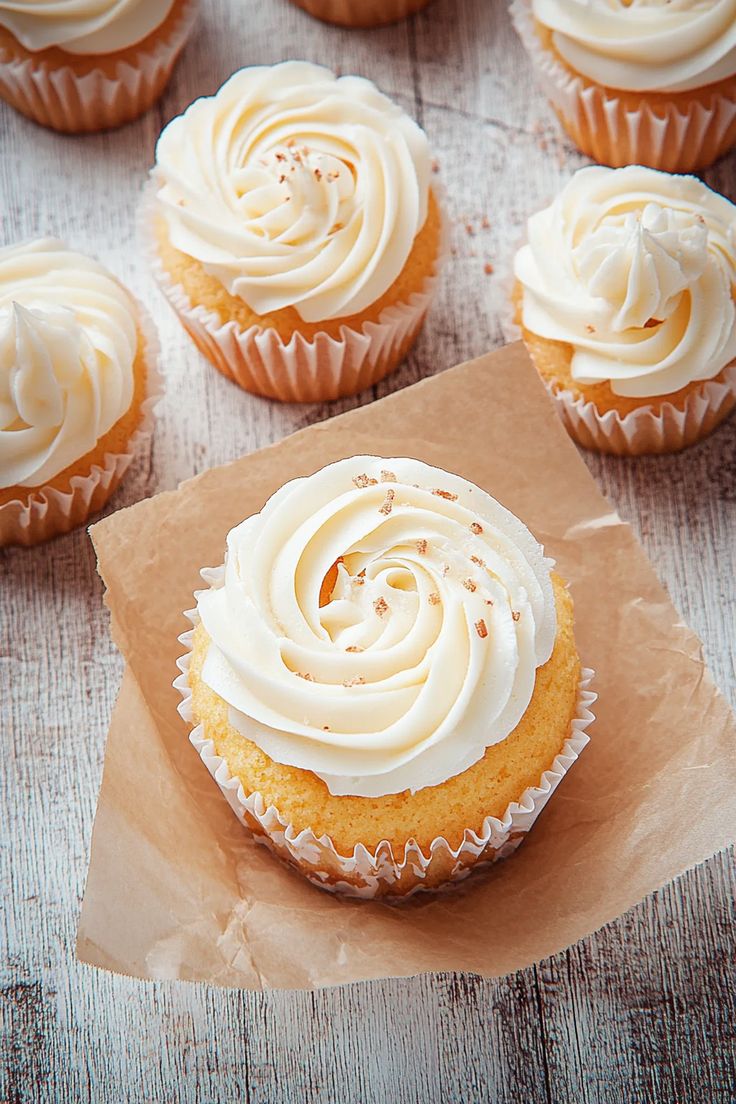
[[154, 61, 431, 323], [194, 456, 557, 798], [0, 239, 137, 489], [532, 0, 736, 93], [514, 165, 736, 398], [0, 0, 176, 55]]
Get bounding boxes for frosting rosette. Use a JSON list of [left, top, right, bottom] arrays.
[[532, 0, 736, 93], [0, 0, 176, 54], [0, 238, 137, 489], [153, 61, 431, 324], [514, 165, 736, 398], [195, 456, 557, 798]]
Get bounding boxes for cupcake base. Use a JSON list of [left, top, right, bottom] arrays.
[[510, 0, 736, 173], [0, 0, 197, 133], [0, 309, 162, 547], [143, 183, 445, 404], [290, 0, 432, 27]]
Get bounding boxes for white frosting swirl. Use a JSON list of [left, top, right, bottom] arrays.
[[0, 0, 175, 55], [532, 0, 736, 92], [0, 239, 137, 489], [196, 457, 557, 799], [514, 166, 736, 398], [154, 61, 431, 323]]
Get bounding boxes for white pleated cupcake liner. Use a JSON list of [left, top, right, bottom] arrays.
[[510, 0, 736, 172], [289, 0, 432, 27], [174, 565, 596, 900], [139, 179, 446, 404], [0, 0, 197, 133], [0, 305, 163, 548], [547, 360, 736, 456]]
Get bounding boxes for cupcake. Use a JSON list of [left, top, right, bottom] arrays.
[[513, 166, 736, 456], [0, 239, 160, 547], [289, 0, 433, 27], [145, 61, 444, 404], [0, 0, 197, 133], [511, 0, 736, 172], [175, 456, 595, 899]]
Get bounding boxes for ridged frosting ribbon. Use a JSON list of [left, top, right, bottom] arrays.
[[532, 0, 736, 93], [0, 238, 137, 489], [154, 61, 431, 323], [196, 456, 557, 798], [514, 165, 736, 398]]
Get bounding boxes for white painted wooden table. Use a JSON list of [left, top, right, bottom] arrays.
[[2, 1, 735, 1100]]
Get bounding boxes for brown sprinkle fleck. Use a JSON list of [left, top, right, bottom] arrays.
[[432, 488, 458, 501], [485, 599, 493, 606], [428, 592, 441, 605], [275, 152, 286, 162], [379, 489, 395, 516], [512, 610, 521, 622], [353, 473, 378, 488], [380, 469, 396, 482], [470, 555, 485, 567], [475, 619, 488, 639], [585, 323, 596, 333], [322, 724, 330, 731], [431, 158, 440, 174], [463, 579, 477, 592], [416, 539, 428, 555], [314, 168, 323, 181], [278, 174, 287, 184], [346, 645, 364, 653], [470, 521, 483, 535], [442, 563, 451, 576], [374, 597, 389, 618], [296, 671, 314, 681], [343, 676, 366, 687]]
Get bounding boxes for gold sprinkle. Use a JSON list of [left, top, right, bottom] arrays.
[[314, 168, 323, 181], [379, 489, 395, 516], [380, 469, 396, 483], [275, 152, 286, 162], [485, 599, 493, 606], [428, 592, 441, 605], [322, 724, 330, 731], [470, 522, 483, 535], [346, 645, 364, 653], [343, 676, 366, 687], [278, 174, 287, 184], [416, 539, 428, 555], [353, 474, 378, 488], [470, 555, 485, 568], [463, 579, 477, 592], [353, 575, 365, 586], [475, 619, 488, 639], [374, 597, 389, 618], [585, 323, 596, 334], [432, 488, 458, 501], [442, 564, 451, 576], [512, 610, 521, 622], [296, 671, 314, 681]]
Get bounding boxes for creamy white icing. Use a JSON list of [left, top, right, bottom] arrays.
[[532, 0, 736, 93], [0, 0, 176, 55], [514, 165, 736, 398], [154, 61, 431, 324], [195, 456, 557, 799], [0, 239, 137, 489]]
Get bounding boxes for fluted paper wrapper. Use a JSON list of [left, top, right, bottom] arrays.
[[0, 307, 163, 547], [141, 181, 445, 403], [174, 588, 596, 900], [79, 343, 736, 990], [0, 0, 196, 133], [549, 363, 736, 456], [511, 0, 736, 172], [290, 0, 432, 27]]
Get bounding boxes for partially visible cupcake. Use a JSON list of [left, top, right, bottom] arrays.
[[0, 0, 197, 133], [175, 456, 595, 899], [513, 165, 736, 455], [0, 239, 159, 547], [511, 0, 736, 172], [145, 61, 444, 403], [289, 0, 432, 27]]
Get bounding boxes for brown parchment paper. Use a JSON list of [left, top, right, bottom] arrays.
[[78, 342, 736, 990]]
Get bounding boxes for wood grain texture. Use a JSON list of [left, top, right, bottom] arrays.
[[1, 1, 735, 1101]]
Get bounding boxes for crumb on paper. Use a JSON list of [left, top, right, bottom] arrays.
[[484, 262, 494, 275]]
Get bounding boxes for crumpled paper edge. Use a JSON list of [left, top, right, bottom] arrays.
[[0, 0, 197, 133], [510, 0, 736, 172], [139, 177, 448, 403], [0, 302, 163, 547], [174, 565, 597, 900]]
